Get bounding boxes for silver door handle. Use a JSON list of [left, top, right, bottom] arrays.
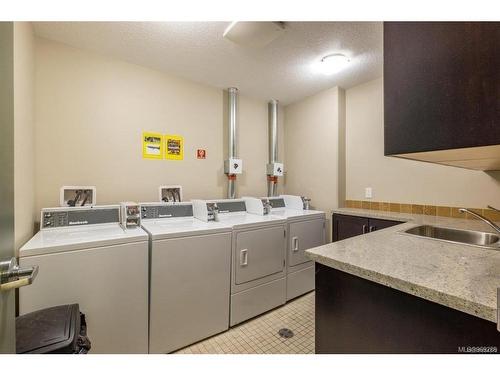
[[292, 237, 299, 252], [0, 257, 38, 292], [240, 249, 248, 266]]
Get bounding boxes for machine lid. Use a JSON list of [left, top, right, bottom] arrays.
[[269, 208, 325, 220], [19, 223, 148, 257], [215, 212, 286, 228], [141, 216, 232, 240]]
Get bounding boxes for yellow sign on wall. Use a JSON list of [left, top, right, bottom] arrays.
[[142, 132, 163, 159], [164, 134, 184, 160]]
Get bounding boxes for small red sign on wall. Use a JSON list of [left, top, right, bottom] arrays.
[[197, 149, 206, 159]]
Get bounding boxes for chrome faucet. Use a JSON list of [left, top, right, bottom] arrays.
[[263, 199, 272, 215], [207, 203, 219, 222], [302, 196, 311, 210], [487, 205, 500, 213], [459, 208, 500, 234]]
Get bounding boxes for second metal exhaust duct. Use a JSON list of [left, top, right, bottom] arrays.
[[267, 100, 284, 196]]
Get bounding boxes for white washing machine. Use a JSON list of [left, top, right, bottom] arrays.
[[18, 205, 149, 354], [192, 198, 287, 326], [261, 195, 326, 301], [140, 202, 233, 353]]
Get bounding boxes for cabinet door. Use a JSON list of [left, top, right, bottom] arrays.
[[289, 218, 325, 267], [332, 214, 369, 242], [384, 22, 500, 155], [235, 226, 285, 285], [368, 218, 403, 232]]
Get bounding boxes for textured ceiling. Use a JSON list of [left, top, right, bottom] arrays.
[[33, 22, 383, 105]]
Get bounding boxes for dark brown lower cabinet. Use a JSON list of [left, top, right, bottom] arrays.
[[315, 263, 500, 354], [332, 214, 403, 242]]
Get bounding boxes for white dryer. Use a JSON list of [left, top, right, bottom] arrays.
[[140, 202, 233, 353], [192, 198, 287, 326], [261, 195, 326, 301], [18, 205, 149, 354]]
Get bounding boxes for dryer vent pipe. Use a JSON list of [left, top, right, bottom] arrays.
[[267, 99, 279, 197], [227, 87, 238, 199]]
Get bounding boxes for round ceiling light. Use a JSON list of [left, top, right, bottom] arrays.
[[317, 54, 350, 75]]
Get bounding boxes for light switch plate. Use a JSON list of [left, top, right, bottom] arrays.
[[365, 187, 373, 199]]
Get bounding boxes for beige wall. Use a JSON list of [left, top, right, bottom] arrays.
[[34, 38, 283, 215], [284, 86, 345, 222], [346, 77, 500, 208], [14, 22, 35, 250]]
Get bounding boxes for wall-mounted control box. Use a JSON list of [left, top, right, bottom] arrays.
[[224, 158, 243, 174], [159, 185, 183, 202], [266, 162, 284, 177], [120, 202, 140, 229], [60, 186, 96, 207]]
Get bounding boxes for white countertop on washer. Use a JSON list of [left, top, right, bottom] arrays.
[[141, 217, 233, 240], [215, 212, 287, 229], [270, 208, 325, 221], [19, 224, 149, 257]]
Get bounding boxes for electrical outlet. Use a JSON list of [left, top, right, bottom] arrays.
[[365, 187, 373, 199]]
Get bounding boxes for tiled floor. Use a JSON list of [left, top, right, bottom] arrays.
[[175, 292, 315, 354]]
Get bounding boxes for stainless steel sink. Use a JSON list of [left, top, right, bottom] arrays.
[[402, 225, 500, 249]]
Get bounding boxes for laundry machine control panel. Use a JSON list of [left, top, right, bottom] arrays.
[[263, 197, 286, 208], [140, 203, 193, 220], [40, 206, 120, 229]]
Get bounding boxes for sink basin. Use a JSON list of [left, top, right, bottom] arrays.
[[402, 225, 500, 249]]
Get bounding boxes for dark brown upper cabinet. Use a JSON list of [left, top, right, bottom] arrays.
[[384, 22, 500, 170]]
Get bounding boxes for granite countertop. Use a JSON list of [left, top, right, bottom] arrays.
[[305, 207, 500, 323]]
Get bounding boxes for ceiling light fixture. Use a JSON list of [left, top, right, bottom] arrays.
[[317, 54, 350, 75], [223, 21, 286, 48]]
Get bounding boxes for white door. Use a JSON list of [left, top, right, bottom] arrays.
[[288, 219, 325, 267], [235, 226, 285, 285]]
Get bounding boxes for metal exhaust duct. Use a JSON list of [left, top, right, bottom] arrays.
[[268, 100, 279, 166], [267, 100, 283, 197], [226, 87, 239, 199], [228, 88, 238, 161]]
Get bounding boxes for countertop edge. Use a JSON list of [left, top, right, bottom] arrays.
[[306, 250, 497, 323]]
